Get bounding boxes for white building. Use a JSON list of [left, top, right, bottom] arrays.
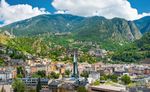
[[88, 72, 100, 83], [0, 71, 12, 80]]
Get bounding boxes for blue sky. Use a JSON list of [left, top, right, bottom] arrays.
[[0, 21, 4, 25], [6, 0, 56, 13], [6, 0, 150, 14], [0, 0, 150, 26], [128, 0, 150, 13]]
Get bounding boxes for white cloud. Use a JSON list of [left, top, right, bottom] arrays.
[[52, 0, 150, 20], [0, 0, 49, 26], [55, 10, 66, 14]]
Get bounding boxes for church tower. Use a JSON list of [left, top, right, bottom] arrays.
[[72, 50, 79, 78]]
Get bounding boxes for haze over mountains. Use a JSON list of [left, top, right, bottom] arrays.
[[0, 14, 149, 42], [134, 16, 150, 34]]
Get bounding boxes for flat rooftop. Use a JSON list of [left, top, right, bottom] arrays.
[[91, 85, 126, 92]]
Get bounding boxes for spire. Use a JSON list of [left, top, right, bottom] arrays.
[[72, 50, 79, 78], [73, 51, 76, 63]]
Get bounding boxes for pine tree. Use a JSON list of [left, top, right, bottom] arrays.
[[36, 78, 42, 92], [12, 79, 26, 92]]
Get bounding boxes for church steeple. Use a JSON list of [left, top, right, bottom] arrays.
[[72, 50, 79, 78]]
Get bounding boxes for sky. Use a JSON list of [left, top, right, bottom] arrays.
[[0, 0, 150, 26]]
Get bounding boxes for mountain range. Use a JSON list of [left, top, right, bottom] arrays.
[[0, 14, 150, 63], [1, 14, 149, 42], [134, 16, 150, 34]]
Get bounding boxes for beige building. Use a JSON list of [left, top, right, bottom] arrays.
[[0, 85, 13, 92]]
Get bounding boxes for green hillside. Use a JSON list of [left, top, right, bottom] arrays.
[[136, 32, 150, 51], [1, 14, 142, 42], [0, 14, 150, 63], [112, 32, 150, 63]]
